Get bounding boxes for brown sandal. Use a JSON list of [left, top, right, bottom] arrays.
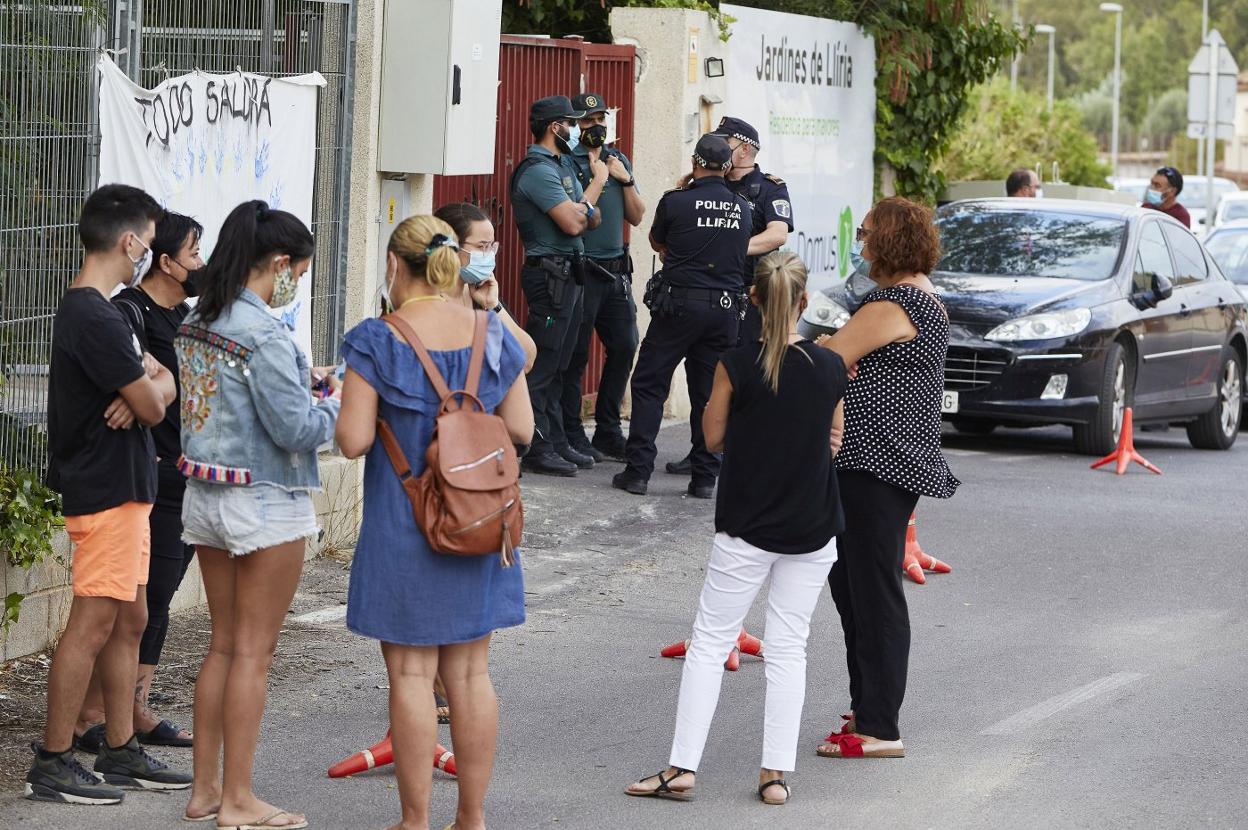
[[625, 768, 695, 801]]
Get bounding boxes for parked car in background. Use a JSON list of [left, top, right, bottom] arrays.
[[800, 199, 1248, 454], [1204, 221, 1248, 303], [1213, 192, 1248, 229]]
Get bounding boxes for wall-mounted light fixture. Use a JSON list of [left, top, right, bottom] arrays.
[[704, 57, 724, 78]]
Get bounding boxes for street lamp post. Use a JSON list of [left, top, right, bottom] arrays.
[[1010, 0, 1020, 90], [1035, 24, 1056, 111], [1100, 3, 1123, 181]]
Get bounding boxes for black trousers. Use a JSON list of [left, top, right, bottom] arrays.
[[828, 469, 920, 742], [139, 498, 195, 666], [559, 268, 639, 446], [624, 297, 738, 484], [521, 264, 584, 456]]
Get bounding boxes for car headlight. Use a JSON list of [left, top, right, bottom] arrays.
[[802, 292, 851, 330], [985, 308, 1092, 342]]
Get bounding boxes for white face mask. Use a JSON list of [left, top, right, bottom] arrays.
[[127, 235, 153, 288], [1035, 187, 1044, 199], [380, 255, 397, 313]]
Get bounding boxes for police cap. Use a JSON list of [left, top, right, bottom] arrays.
[[530, 95, 586, 124], [693, 134, 732, 171], [712, 116, 760, 149], [571, 92, 609, 114]]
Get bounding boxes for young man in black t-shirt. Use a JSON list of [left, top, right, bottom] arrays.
[[27, 185, 190, 805]]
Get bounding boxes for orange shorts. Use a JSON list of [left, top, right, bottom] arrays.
[[65, 502, 152, 602]]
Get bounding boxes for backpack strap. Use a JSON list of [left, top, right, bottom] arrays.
[[375, 418, 414, 483], [464, 311, 488, 399], [383, 313, 454, 402]]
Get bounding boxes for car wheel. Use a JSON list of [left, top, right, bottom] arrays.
[[1072, 341, 1133, 456], [951, 418, 997, 436], [1185, 347, 1242, 450]]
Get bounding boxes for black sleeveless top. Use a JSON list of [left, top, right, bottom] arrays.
[[835, 284, 959, 499], [716, 340, 847, 553]]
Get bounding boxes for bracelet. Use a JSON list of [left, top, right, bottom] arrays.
[[491, 302, 503, 314], [624, 177, 636, 187]]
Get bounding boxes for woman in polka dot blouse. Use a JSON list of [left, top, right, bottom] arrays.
[[813, 197, 959, 759]]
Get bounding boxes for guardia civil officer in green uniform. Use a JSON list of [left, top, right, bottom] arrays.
[[612, 134, 752, 499], [667, 116, 794, 476], [512, 94, 609, 476], [557, 92, 646, 464]]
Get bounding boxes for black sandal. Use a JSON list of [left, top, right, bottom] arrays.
[[137, 719, 193, 747], [758, 778, 789, 805], [74, 723, 107, 754], [625, 768, 695, 801], [434, 692, 450, 725]]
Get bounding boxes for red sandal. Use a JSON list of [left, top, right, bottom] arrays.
[[816, 732, 905, 759]]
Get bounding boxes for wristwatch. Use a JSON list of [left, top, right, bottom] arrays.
[[584, 201, 596, 220], [491, 302, 504, 314], [624, 177, 636, 187]]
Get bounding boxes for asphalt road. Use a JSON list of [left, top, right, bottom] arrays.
[[3, 421, 1247, 829]]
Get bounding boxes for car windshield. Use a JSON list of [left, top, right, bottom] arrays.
[[936, 207, 1127, 281], [1204, 229, 1248, 284], [1223, 201, 1248, 223]]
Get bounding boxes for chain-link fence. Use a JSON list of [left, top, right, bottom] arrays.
[[0, 0, 355, 476]]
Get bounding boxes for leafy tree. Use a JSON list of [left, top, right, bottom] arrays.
[[1142, 88, 1189, 146], [940, 78, 1110, 188]]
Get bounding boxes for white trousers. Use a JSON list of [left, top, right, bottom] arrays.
[[668, 532, 838, 773]]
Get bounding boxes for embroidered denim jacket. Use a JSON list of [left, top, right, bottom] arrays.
[[175, 289, 339, 490]]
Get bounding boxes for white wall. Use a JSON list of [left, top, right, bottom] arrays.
[[1225, 80, 1248, 175]]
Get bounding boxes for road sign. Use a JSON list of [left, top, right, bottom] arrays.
[[1187, 30, 1238, 141]]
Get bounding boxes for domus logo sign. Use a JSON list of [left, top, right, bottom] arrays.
[[722, 4, 875, 290]]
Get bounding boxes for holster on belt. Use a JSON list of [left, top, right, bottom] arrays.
[[585, 258, 618, 284], [643, 270, 674, 317], [537, 257, 572, 310]]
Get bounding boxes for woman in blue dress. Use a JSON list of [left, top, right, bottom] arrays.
[[335, 214, 533, 830]]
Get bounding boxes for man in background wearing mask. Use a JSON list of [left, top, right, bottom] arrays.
[[557, 92, 646, 463], [1006, 168, 1041, 198], [511, 95, 608, 476], [1142, 166, 1191, 228]]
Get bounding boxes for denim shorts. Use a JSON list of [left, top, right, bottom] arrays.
[[181, 480, 318, 557]]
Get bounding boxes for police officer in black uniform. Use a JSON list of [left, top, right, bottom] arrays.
[[511, 95, 609, 476], [558, 92, 646, 463], [665, 116, 794, 476], [612, 134, 753, 499]]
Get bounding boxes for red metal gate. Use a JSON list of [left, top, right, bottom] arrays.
[[432, 35, 637, 399]]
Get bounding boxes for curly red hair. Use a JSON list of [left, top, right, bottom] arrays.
[[867, 197, 941, 280]]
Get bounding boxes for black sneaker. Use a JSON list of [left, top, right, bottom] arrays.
[[569, 441, 606, 463], [590, 433, 628, 462], [25, 743, 124, 805], [612, 471, 648, 495], [665, 455, 693, 475], [556, 444, 595, 469], [521, 450, 578, 477], [687, 482, 715, 500], [94, 736, 192, 790]]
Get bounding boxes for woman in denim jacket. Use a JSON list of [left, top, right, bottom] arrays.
[[176, 200, 338, 829]]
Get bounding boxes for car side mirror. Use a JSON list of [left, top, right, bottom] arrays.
[[1132, 272, 1173, 309]]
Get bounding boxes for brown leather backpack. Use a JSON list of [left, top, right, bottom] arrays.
[[375, 311, 522, 567]]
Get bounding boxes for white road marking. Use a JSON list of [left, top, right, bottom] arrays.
[[291, 605, 347, 626], [981, 672, 1145, 735]]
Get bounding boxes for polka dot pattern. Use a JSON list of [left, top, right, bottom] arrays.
[[836, 284, 960, 499]]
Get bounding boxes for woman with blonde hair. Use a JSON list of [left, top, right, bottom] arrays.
[[625, 250, 847, 807], [814, 196, 959, 760], [335, 215, 533, 830]]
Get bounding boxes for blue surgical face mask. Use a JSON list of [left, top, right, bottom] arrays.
[[567, 123, 581, 150], [1145, 188, 1164, 206], [460, 249, 496, 285], [849, 239, 868, 273]]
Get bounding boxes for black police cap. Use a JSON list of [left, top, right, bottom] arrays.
[[571, 92, 609, 114], [530, 95, 586, 124], [712, 116, 760, 149], [693, 134, 733, 170]]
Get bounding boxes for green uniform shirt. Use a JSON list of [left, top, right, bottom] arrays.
[[511, 145, 585, 257], [569, 146, 635, 259]]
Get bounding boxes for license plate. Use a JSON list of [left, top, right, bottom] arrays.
[[941, 390, 959, 414]]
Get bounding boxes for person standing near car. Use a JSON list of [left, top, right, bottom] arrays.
[[812, 197, 959, 760], [667, 117, 792, 477], [1143, 166, 1191, 228], [559, 92, 645, 463], [612, 134, 752, 499], [1006, 168, 1040, 197], [511, 94, 607, 476]]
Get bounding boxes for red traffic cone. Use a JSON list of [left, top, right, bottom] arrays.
[[737, 629, 764, 658], [328, 731, 393, 778], [434, 743, 457, 776], [660, 636, 745, 670], [902, 513, 951, 585], [1090, 407, 1161, 475]]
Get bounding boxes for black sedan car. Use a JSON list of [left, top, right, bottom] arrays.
[[799, 199, 1248, 455]]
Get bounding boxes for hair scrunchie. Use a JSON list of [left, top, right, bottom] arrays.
[[425, 233, 459, 255]]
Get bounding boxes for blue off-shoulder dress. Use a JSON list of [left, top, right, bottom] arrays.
[[342, 314, 528, 645]]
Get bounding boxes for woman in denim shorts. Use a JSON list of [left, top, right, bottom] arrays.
[[175, 200, 339, 829]]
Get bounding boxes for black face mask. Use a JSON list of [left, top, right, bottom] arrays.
[[181, 267, 202, 298], [580, 124, 608, 149]]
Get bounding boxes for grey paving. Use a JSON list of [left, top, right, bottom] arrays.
[[3, 421, 1247, 829]]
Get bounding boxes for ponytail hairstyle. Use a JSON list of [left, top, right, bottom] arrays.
[[752, 251, 811, 394], [388, 215, 461, 294], [196, 200, 315, 324]]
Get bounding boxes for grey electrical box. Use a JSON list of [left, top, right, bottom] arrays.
[[377, 0, 502, 175]]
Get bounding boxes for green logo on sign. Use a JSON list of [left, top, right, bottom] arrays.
[[837, 206, 854, 278]]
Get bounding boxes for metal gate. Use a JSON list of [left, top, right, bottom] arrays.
[[0, 0, 355, 475], [433, 35, 637, 399]]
